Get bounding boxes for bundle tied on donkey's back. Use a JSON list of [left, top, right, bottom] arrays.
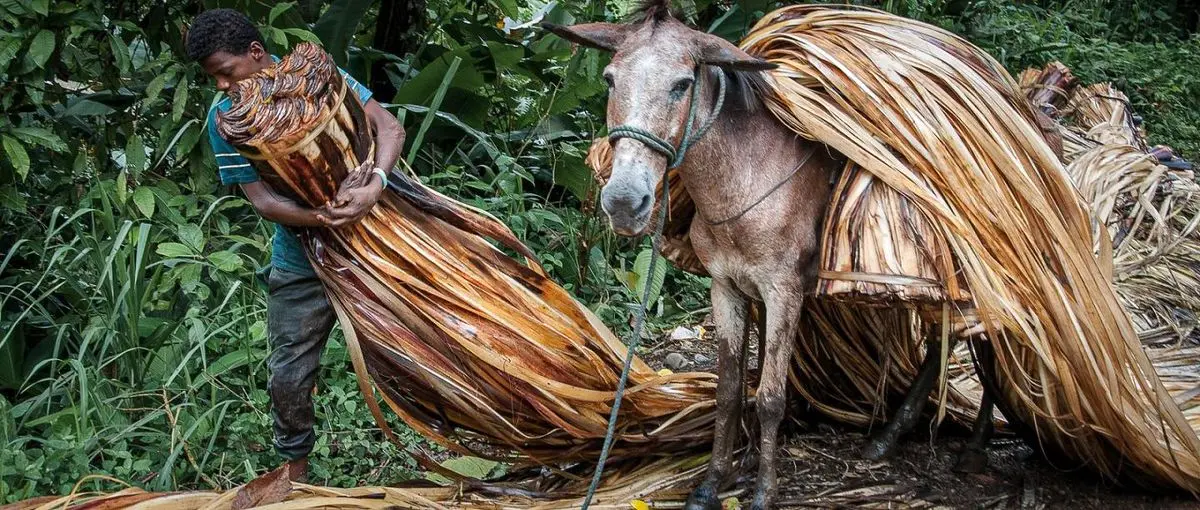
[[213, 42, 723, 474]]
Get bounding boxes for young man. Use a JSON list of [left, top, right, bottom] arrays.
[[185, 8, 406, 482]]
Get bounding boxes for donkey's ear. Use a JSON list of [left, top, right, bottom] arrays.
[[541, 22, 628, 52], [697, 35, 776, 72]]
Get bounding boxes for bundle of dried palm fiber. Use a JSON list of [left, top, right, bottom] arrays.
[[584, 6, 1200, 491], [214, 42, 721, 470], [1020, 64, 1200, 343], [742, 5, 1200, 490]]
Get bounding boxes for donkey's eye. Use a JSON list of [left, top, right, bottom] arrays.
[[603, 73, 615, 88], [669, 78, 693, 99]]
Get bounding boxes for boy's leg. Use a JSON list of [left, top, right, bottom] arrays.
[[266, 267, 336, 477]]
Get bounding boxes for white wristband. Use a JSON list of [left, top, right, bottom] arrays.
[[371, 167, 388, 188]]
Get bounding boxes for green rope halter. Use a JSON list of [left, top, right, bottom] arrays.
[[607, 65, 728, 169]]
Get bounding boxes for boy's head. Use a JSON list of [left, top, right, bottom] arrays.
[[186, 9, 271, 93]]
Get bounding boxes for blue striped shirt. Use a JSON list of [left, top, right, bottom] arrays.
[[206, 57, 373, 276]]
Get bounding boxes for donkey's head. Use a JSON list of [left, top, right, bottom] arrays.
[[545, 2, 774, 235]]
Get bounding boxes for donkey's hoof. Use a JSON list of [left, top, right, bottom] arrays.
[[684, 484, 721, 510], [860, 436, 893, 460], [954, 448, 987, 474]]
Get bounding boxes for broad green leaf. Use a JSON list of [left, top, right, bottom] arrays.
[[553, 159, 594, 202], [426, 456, 498, 484], [268, 26, 288, 50], [109, 33, 130, 73], [282, 28, 322, 44], [116, 169, 127, 204], [27, 29, 54, 68], [9, 126, 66, 151], [269, 1, 295, 25], [125, 134, 145, 177], [132, 186, 155, 218], [156, 242, 194, 258], [0, 37, 21, 68], [2, 135, 28, 180], [172, 76, 189, 122], [633, 248, 667, 306], [30, 0, 47, 16], [179, 224, 204, 252], [311, 0, 371, 66], [145, 73, 167, 103], [486, 41, 523, 72], [61, 98, 116, 117], [207, 251, 242, 272], [175, 122, 202, 158]]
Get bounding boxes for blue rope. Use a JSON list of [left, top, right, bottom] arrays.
[[579, 66, 725, 509]]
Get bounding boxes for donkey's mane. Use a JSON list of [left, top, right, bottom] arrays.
[[630, 0, 676, 24], [628, 0, 768, 113]]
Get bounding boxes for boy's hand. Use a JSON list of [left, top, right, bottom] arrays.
[[321, 161, 384, 228]]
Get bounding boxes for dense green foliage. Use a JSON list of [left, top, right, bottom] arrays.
[[1, 0, 1197, 501]]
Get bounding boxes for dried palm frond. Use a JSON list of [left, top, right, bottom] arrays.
[[215, 42, 720, 466], [741, 5, 1200, 490]]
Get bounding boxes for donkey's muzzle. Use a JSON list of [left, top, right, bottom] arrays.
[[600, 186, 653, 237]]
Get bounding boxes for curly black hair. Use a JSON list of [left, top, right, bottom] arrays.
[[185, 8, 264, 62]]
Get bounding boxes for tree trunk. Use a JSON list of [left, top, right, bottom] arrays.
[[369, 0, 426, 101]]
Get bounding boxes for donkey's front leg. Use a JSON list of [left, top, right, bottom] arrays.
[[750, 287, 804, 510], [685, 278, 748, 510]]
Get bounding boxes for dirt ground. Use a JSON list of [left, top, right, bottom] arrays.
[[638, 321, 1200, 510]]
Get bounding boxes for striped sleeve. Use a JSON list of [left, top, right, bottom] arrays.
[[207, 100, 259, 186]]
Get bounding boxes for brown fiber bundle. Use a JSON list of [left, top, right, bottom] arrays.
[[215, 42, 719, 467], [742, 5, 1200, 490]]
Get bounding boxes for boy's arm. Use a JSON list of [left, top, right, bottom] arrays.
[[240, 180, 332, 228], [321, 98, 406, 227], [209, 103, 333, 228]]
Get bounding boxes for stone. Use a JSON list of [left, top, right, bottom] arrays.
[[694, 354, 711, 365], [665, 352, 688, 371]]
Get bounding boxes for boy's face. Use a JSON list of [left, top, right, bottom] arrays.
[[200, 41, 271, 93]]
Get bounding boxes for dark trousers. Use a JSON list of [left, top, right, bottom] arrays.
[[266, 267, 336, 461]]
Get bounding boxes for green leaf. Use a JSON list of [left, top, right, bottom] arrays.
[[269, 2, 296, 25], [175, 122, 202, 158], [2, 135, 28, 180], [179, 224, 204, 252], [125, 134, 145, 177], [29, 0, 47, 15], [426, 456, 498, 484], [490, 0, 519, 18], [485, 41, 523, 72], [268, 26, 288, 50], [0, 185, 26, 211], [109, 33, 130, 73], [207, 251, 242, 272], [61, 98, 116, 117], [116, 169, 128, 204], [0, 36, 21, 69], [132, 186, 155, 218], [145, 73, 168, 103], [9, 126, 66, 151], [171, 76, 189, 123], [282, 28, 322, 44], [156, 242, 194, 258], [311, 0, 371, 66], [26, 29, 55, 68], [633, 248, 667, 306]]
